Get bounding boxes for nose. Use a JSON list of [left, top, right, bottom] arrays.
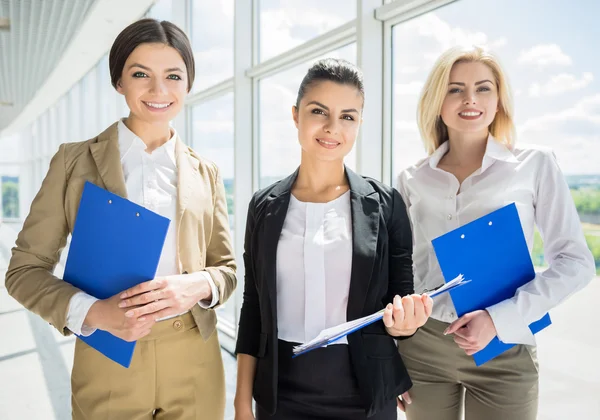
[[323, 115, 339, 134], [463, 90, 477, 105], [149, 77, 168, 95]]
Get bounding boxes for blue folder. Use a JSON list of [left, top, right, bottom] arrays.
[[63, 182, 169, 368], [431, 203, 551, 366]]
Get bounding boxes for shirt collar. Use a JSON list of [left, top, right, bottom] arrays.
[[117, 119, 177, 164], [418, 134, 518, 172]]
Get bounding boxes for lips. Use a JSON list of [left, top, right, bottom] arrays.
[[143, 101, 173, 111], [316, 138, 340, 149], [458, 109, 483, 120]]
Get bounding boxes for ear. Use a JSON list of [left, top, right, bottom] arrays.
[[292, 105, 299, 128], [116, 79, 124, 95]]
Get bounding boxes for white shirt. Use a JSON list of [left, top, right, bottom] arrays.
[[397, 136, 595, 346], [276, 191, 353, 344], [66, 120, 219, 336]]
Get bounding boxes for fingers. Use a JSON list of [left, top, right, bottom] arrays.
[[397, 391, 411, 412], [120, 278, 167, 299], [125, 299, 171, 319], [401, 295, 415, 320], [422, 294, 433, 317], [382, 304, 394, 328], [412, 295, 425, 324], [444, 314, 470, 335], [392, 296, 405, 325], [119, 288, 172, 309]]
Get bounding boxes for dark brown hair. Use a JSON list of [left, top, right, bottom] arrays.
[[295, 58, 364, 108], [109, 18, 195, 92]]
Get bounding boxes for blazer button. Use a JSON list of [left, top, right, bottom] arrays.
[[173, 320, 183, 331]]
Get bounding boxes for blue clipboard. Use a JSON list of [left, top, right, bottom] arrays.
[[63, 182, 169, 368], [431, 203, 551, 366]]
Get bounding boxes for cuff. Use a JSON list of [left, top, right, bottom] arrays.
[[197, 271, 220, 309], [66, 292, 99, 337], [486, 299, 536, 346]]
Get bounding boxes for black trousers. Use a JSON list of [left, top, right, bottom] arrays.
[[256, 340, 397, 420]]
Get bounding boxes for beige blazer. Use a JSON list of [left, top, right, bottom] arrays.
[[5, 122, 237, 340]]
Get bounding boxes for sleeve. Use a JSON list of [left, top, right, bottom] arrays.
[[234, 195, 263, 356], [486, 150, 595, 345], [386, 187, 416, 340], [202, 164, 237, 308], [66, 292, 99, 336], [5, 144, 83, 335]]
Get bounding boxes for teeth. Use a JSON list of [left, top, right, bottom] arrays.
[[145, 102, 171, 109], [460, 112, 481, 117], [318, 139, 338, 146]]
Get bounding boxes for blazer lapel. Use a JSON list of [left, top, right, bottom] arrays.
[[261, 170, 298, 321], [175, 137, 201, 266], [89, 122, 128, 198], [346, 167, 380, 321]]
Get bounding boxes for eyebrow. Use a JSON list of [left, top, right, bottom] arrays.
[[448, 79, 494, 86], [128, 63, 185, 73], [306, 100, 359, 113]]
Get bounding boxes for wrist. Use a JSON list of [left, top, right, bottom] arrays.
[[84, 300, 105, 330], [386, 326, 417, 337]]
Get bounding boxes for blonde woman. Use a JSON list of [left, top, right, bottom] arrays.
[[396, 45, 595, 420]]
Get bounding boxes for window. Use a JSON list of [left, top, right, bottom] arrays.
[[391, 0, 600, 274], [190, 93, 235, 324], [146, 0, 172, 21], [1, 176, 19, 219], [190, 0, 234, 92], [259, 0, 357, 62], [258, 43, 357, 188]]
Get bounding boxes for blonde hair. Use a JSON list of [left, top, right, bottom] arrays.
[[417, 45, 516, 155]]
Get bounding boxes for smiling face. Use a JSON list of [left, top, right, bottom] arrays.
[[116, 42, 188, 125], [440, 61, 499, 140], [292, 80, 363, 163]]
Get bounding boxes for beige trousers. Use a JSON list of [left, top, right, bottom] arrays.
[[71, 312, 225, 420], [397, 318, 539, 420]]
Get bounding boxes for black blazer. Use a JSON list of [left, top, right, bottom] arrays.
[[235, 167, 415, 417]]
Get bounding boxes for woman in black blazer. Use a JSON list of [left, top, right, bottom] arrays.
[[234, 59, 433, 420]]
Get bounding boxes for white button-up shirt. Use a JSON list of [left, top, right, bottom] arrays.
[[276, 191, 353, 344], [398, 136, 595, 345], [66, 120, 218, 336]]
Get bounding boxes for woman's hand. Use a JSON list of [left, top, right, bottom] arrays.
[[397, 391, 412, 412], [383, 294, 433, 337], [444, 309, 497, 355], [117, 274, 213, 321], [84, 293, 156, 341]]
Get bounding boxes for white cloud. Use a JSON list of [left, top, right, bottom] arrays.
[[518, 44, 573, 69], [490, 37, 508, 49], [518, 94, 600, 174], [529, 72, 594, 97]]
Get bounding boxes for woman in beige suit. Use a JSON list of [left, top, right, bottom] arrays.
[[5, 19, 236, 420]]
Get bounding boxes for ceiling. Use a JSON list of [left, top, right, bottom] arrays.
[[0, 0, 96, 131], [0, 0, 156, 137]]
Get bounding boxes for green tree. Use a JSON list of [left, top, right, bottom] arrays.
[[2, 180, 19, 218]]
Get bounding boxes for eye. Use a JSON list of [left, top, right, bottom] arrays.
[[449, 88, 461, 94], [311, 108, 326, 115], [133, 71, 148, 78], [341, 115, 355, 121], [167, 74, 182, 80], [477, 86, 491, 92]]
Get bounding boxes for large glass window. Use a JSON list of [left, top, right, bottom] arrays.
[[391, 0, 600, 274], [259, 0, 357, 62], [258, 43, 357, 188], [190, 93, 235, 324], [190, 0, 234, 92]]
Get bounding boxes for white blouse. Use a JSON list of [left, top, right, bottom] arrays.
[[398, 136, 595, 346], [276, 190, 353, 344]]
